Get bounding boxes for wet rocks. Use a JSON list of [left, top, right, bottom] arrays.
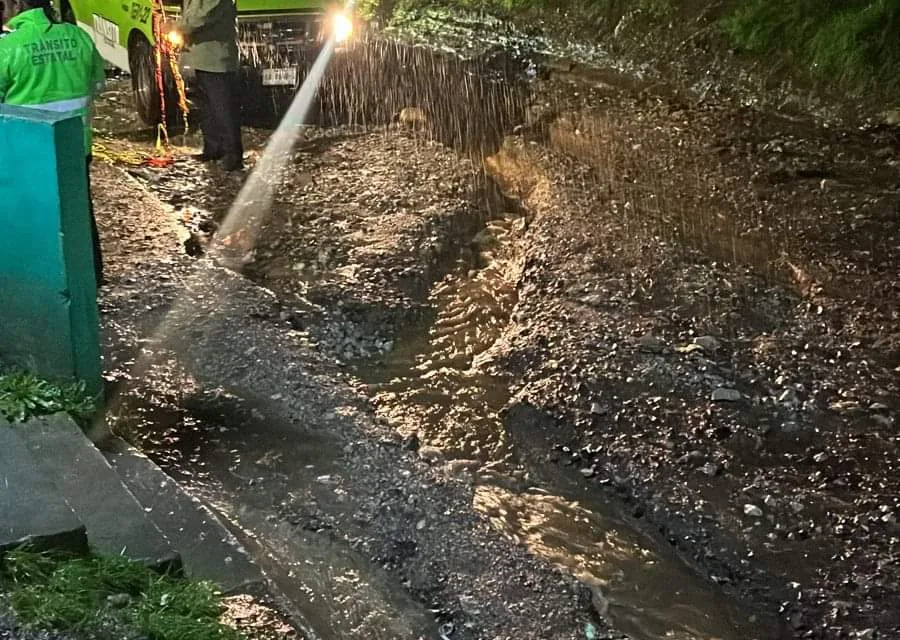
[[743, 504, 764, 518], [700, 462, 720, 477], [479, 101, 900, 636], [94, 46, 900, 637], [418, 446, 445, 462], [711, 388, 742, 402], [693, 336, 720, 352], [637, 333, 665, 353]]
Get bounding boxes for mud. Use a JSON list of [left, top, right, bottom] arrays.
[[92, 118, 611, 639], [89, 29, 899, 640]]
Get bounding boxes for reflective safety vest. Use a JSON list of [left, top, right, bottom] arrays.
[[0, 9, 105, 154]]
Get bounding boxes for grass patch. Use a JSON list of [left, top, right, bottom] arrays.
[[0, 549, 245, 640], [722, 0, 900, 96], [0, 370, 95, 424]]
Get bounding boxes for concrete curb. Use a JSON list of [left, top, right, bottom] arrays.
[[102, 437, 267, 594]]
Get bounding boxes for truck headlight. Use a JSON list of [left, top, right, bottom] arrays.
[[332, 12, 352, 43], [165, 28, 184, 49]]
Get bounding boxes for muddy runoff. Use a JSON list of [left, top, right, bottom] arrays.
[[221, 41, 768, 637], [98, 38, 900, 639], [351, 186, 760, 639]]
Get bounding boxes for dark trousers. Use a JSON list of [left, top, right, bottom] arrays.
[[86, 155, 104, 287], [196, 70, 243, 160]]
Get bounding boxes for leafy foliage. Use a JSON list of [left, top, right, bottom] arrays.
[[362, 0, 671, 17], [0, 550, 246, 640], [359, 0, 899, 100], [723, 0, 900, 94], [0, 371, 96, 423]]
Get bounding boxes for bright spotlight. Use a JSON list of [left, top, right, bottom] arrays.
[[332, 12, 352, 43], [165, 28, 184, 50]]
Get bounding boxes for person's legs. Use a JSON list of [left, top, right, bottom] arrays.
[[195, 70, 224, 160], [85, 155, 104, 287], [220, 71, 244, 171]]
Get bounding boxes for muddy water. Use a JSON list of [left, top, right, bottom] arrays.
[[355, 212, 760, 640], [100, 37, 776, 640], [363, 215, 521, 461], [110, 388, 436, 639]]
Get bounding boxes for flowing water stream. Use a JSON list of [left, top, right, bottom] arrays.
[[352, 207, 764, 640], [97, 33, 788, 639]]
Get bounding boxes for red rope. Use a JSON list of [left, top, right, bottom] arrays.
[[149, 0, 189, 153]]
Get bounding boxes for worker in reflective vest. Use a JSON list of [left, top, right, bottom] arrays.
[[0, 0, 106, 286]]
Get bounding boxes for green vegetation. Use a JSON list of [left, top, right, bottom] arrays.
[[358, 0, 900, 103], [0, 370, 96, 424], [359, 0, 672, 20], [0, 549, 244, 640], [723, 0, 900, 95]]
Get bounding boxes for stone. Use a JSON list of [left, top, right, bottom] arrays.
[[711, 388, 742, 402], [693, 336, 720, 352], [418, 446, 444, 462], [872, 415, 893, 428], [744, 504, 764, 518], [0, 425, 87, 555], [13, 418, 175, 568], [880, 108, 900, 126], [700, 462, 720, 477], [106, 440, 264, 592], [676, 343, 704, 354], [678, 450, 704, 466], [638, 333, 664, 353], [446, 459, 480, 474], [781, 420, 802, 434], [777, 389, 798, 405]]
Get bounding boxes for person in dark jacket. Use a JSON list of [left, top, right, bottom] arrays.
[[177, 0, 243, 171]]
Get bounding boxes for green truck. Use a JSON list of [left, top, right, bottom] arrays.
[[54, 0, 351, 124]]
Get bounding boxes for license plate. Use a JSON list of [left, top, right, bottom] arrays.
[[262, 68, 297, 86]]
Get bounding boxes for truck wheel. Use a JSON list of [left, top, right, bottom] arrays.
[[129, 34, 162, 127]]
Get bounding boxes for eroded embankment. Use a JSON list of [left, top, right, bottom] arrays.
[[479, 122, 898, 637], [95, 34, 899, 640], [93, 48, 615, 640], [97, 161, 611, 640], [311, 36, 900, 638]]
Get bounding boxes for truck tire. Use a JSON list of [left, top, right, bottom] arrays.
[[129, 34, 162, 127], [129, 33, 186, 130]]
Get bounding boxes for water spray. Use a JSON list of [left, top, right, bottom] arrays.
[[213, 0, 356, 264], [96, 2, 356, 442]]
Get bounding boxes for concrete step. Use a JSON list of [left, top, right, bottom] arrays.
[[0, 424, 88, 554], [10, 416, 179, 571], [104, 439, 265, 594]]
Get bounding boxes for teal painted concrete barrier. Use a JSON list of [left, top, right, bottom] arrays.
[[0, 105, 102, 399]]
